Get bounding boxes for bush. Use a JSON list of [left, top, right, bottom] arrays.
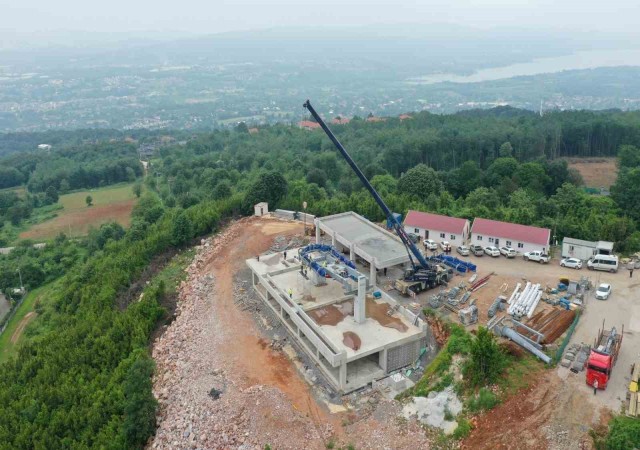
[[605, 416, 640, 449], [465, 327, 508, 387], [452, 417, 473, 440], [466, 388, 499, 413]]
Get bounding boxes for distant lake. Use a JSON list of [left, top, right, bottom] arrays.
[[408, 48, 640, 84]]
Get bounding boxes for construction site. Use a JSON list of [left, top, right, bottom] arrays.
[[148, 102, 640, 449]]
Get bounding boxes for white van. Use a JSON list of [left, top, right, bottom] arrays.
[[587, 254, 619, 273]]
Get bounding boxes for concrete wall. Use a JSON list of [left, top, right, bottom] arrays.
[[471, 233, 547, 254]]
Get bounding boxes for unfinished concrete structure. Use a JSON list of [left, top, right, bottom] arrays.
[[247, 226, 427, 393], [314, 211, 411, 285]]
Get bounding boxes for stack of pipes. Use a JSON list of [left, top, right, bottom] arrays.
[[507, 282, 542, 317]]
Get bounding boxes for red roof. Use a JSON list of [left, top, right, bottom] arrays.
[[298, 120, 320, 129], [399, 114, 412, 120], [332, 117, 350, 125], [366, 116, 386, 123], [471, 218, 550, 246], [404, 210, 469, 235]]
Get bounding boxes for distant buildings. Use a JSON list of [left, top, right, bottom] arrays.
[[399, 114, 412, 120], [298, 120, 321, 130], [37, 144, 51, 152], [138, 143, 156, 160], [331, 117, 351, 125]]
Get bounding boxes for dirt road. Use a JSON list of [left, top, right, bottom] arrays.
[[149, 217, 431, 449], [10, 311, 36, 344]]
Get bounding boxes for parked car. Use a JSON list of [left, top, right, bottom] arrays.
[[587, 255, 619, 273], [440, 241, 451, 252], [595, 283, 612, 300], [560, 257, 583, 269], [456, 245, 470, 256], [484, 246, 500, 257], [523, 251, 550, 264], [407, 233, 420, 244], [469, 244, 484, 256], [499, 246, 517, 258], [423, 239, 438, 251]]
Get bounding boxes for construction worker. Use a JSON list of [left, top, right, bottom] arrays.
[[288, 288, 293, 299], [631, 268, 634, 278], [383, 267, 387, 277], [284, 250, 287, 260]]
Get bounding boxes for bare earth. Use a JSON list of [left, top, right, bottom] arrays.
[[20, 199, 135, 240], [10, 311, 36, 344], [149, 217, 430, 449], [566, 157, 618, 188]]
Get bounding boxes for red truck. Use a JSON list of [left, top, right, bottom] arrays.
[[586, 320, 623, 390]]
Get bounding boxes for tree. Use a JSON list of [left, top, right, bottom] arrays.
[[86, 195, 93, 207], [466, 327, 507, 386], [243, 171, 288, 212], [498, 141, 514, 157], [306, 168, 328, 188], [370, 174, 397, 195], [618, 145, 640, 169], [397, 164, 443, 201], [59, 179, 71, 193], [123, 355, 158, 448], [133, 182, 142, 198], [171, 211, 193, 246], [45, 185, 59, 204], [611, 167, 640, 222], [212, 180, 232, 200]]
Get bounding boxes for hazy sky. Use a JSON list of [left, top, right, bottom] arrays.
[[2, 0, 637, 35]]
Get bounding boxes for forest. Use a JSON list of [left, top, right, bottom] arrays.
[[0, 106, 640, 447]]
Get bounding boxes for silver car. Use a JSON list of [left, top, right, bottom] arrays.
[[456, 245, 470, 256], [560, 258, 583, 269], [595, 283, 612, 300]]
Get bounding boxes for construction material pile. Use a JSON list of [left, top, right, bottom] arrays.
[[525, 308, 576, 344], [507, 282, 542, 319]]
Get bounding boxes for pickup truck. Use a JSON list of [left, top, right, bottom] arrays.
[[523, 251, 550, 264], [469, 244, 484, 256]]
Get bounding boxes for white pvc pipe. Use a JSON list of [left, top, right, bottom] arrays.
[[508, 283, 521, 305], [527, 290, 542, 318]]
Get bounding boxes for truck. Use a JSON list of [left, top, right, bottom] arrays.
[[523, 251, 550, 264], [586, 321, 623, 390]]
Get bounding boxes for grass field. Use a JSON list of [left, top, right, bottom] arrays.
[[20, 183, 138, 240], [0, 284, 54, 363], [566, 157, 618, 189]]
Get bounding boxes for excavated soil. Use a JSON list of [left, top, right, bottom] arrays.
[[343, 332, 362, 351]]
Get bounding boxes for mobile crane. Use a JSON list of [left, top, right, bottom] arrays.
[[303, 100, 449, 294]]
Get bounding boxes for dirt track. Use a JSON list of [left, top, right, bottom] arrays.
[[10, 312, 36, 344]]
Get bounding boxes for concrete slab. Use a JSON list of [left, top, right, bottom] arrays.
[[316, 212, 410, 268]]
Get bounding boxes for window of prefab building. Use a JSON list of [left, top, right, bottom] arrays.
[[450, 235, 455, 240], [414, 228, 419, 233], [569, 245, 575, 251], [488, 237, 494, 243], [518, 243, 524, 248], [477, 235, 482, 241], [440, 233, 445, 238], [506, 241, 512, 247]]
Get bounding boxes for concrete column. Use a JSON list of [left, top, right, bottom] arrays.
[[370, 260, 376, 286], [331, 232, 336, 247], [339, 362, 347, 391], [354, 276, 367, 324], [379, 348, 388, 373], [315, 221, 321, 244], [349, 244, 355, 262]]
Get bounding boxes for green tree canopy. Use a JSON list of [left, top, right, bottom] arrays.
[[397, 164, 443, 201]]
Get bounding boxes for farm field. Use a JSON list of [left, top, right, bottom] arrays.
[[20, 183, 138, 240], [566, 157, 618, 188]]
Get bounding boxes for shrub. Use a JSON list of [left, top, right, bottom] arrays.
[[466, 388, 499, 413], [465, 327, 508, 387], [452, 417, 473, 440]]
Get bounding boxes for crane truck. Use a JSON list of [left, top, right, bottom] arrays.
[[586, 320, 623, 390], [302, 100, 450, 295]]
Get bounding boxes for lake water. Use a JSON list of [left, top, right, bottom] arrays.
[[409, 48, 640, 84]]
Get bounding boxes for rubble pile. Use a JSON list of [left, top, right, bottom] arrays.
[[148, 219, 330, 449]]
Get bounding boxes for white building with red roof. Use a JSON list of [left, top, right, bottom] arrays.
[[471, 218, 551, 254], [403, 210, 470, 245]]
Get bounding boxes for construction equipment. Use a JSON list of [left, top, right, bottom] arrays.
[[459, 305, 478, 326], [303, 100, 449, 294], [626, 361, 640, 417], [586, 320, 623, 390]]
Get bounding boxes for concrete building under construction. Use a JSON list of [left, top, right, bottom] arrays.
[[246, 212, 426, 393]]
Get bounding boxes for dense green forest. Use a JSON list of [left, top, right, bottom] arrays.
[[1, 106, 640, 448]]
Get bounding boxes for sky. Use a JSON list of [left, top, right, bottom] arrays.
[[1, 0, 638, 36]]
